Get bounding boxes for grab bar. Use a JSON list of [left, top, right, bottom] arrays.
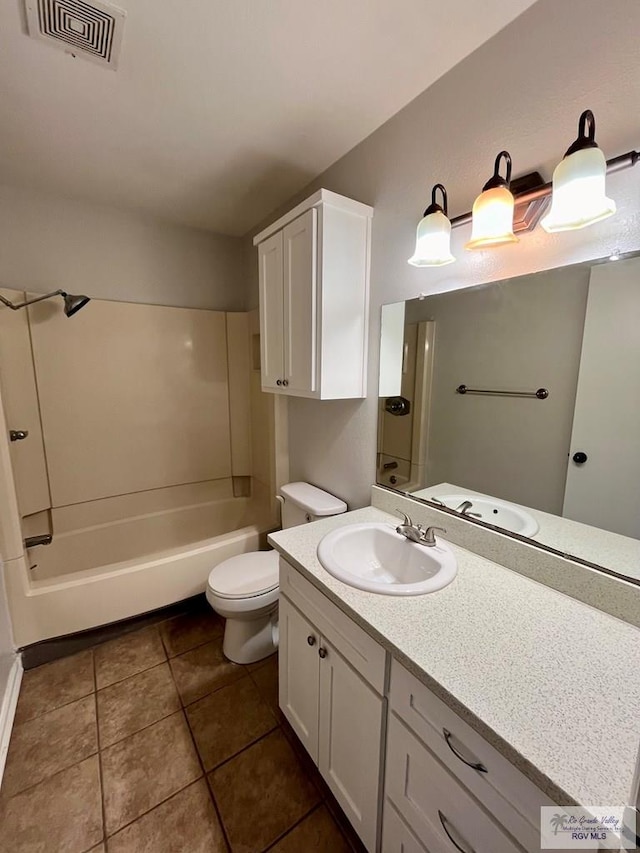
[[456, 384, 548, 399]]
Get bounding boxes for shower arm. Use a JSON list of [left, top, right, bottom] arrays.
[[0, 289, 66, 311]]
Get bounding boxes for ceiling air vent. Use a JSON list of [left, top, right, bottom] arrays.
[[25, 0, 125, 69]]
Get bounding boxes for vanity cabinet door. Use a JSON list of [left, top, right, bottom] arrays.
[[258, 230, 285, 391], [278, 595, 320, 762], [318, 638, 384, 853]]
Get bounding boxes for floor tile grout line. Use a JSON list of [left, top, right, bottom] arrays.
[[180, 670, 254, 712], [93, 649, 108, 851], [96, 655, 169, 692], [261, 801, 327, 852], [96, 657, 174, 696], [165, 630, 233, 851], [98, 705, 184, 754], [13, 648, 97, 728], [104, 775, 207, 842], [203, 723, 280, 776], [179, 702, 233, 853], [0, 742, 102, 800], [12, 685, 96, 729], [160, 628, 225, 661]]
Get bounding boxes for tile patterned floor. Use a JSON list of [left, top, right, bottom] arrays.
[[0, 603, 364, 852]]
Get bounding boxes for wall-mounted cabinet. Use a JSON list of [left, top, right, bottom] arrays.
[[253, 189, 373, 399]]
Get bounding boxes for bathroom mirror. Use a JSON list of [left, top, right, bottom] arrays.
[[377, 253, 640, 583]]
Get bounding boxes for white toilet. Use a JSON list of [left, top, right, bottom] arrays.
[[206, 482, 347, 664]]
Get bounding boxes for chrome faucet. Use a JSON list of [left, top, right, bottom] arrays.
[[455, 500, 481, 518], [395, 510, 446, 547]]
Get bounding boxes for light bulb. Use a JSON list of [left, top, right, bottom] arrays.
[[466, 151, 518, 250], [408, 184, 455, 267], [542, 110, 616, 233]]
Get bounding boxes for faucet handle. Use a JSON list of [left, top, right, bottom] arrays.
[[395, 508, 413, 527], [422, 526, 447, 545]]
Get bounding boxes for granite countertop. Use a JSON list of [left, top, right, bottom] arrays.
[[269, 506, 640, 809]]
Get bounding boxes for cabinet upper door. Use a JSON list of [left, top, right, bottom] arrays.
[[258, 231, 285, 390], [278, 595, 321, 763], [318, 640, 383, 853], [283, 208, 317, 394]]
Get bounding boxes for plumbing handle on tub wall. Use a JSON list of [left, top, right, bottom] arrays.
[[25, 534, 53, 548]]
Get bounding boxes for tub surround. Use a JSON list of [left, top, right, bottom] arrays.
[[268, 506, 640, 810]]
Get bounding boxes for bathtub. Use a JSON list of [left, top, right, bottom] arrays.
[[12, 496, 273, 645]]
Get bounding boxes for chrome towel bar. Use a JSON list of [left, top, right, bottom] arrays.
[[456, 385, 549, 399]]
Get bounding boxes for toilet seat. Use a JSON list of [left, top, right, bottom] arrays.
[[207, 550, 279, 600]]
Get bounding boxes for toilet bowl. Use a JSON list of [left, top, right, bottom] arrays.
[[207, 482, 347, 664], [206, 550, 280, 664]]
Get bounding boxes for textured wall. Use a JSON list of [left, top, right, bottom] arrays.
[[0, 184, 246, 311], [245, 0, 640, 508]]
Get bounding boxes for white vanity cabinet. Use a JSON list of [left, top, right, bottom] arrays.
[[383, 660, 564, 853], [253, 189, 373, 399], [278, 560, 386, 852]]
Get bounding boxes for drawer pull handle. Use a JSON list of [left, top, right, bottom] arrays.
[[438, 810, 476, 853], [307, 635, 316, 646], [443, 728, 487, 773]]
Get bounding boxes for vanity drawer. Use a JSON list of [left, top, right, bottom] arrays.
[[389, 660, 553, 849], [279, 558, 386, 693], [386, 714, 524, 853], [382, 800, 430, 853]]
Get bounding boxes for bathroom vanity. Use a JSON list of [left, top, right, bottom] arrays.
[[269, 505, 640, 853]]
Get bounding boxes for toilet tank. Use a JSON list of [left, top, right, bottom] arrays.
[[279, 482, 347, 529]]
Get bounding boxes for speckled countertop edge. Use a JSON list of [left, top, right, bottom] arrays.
[[269, 506, 640, 809]]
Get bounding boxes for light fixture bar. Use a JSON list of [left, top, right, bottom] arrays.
[[449, 149, 639, 229]]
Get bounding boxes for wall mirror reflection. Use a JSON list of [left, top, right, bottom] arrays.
[[377, 254, 640, 583]]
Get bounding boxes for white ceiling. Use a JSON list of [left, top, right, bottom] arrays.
[[0, 0, 536, 235]]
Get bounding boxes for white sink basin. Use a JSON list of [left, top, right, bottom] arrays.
[[317, 522, 457, 595], [432, 494, 539, 537]]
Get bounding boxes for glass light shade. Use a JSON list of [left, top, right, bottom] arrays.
[[465, 186, 518, 250], [408, 210, 455, 266], [541, 147, 616, 232]]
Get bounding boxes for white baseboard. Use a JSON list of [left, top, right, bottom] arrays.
[[0, 655, 22, 788]]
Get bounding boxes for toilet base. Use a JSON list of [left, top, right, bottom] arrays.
[[222, 606, 279, 664]]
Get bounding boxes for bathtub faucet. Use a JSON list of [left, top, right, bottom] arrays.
[[24, 534, 53, 548]]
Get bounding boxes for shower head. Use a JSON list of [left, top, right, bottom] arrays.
[[62, 292, 90, 317], [0, 288, 90, 316]]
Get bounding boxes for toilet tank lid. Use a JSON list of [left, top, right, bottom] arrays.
[[280, 482, 347, 516]]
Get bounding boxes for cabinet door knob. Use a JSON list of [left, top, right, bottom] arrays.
[[276, 379, 282, 386], [318, 647, 327, 659], [282, 379, 289, 387], [572, 451, 588, 464], [307, 635, 316, 646], [9, 430, 29, 442]]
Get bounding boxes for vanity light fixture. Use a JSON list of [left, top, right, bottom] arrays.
[[407, 184, 455, 266], [465, 151, 518, 250], [409, 110, 639, 269], [541, 110, 616, 233]]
